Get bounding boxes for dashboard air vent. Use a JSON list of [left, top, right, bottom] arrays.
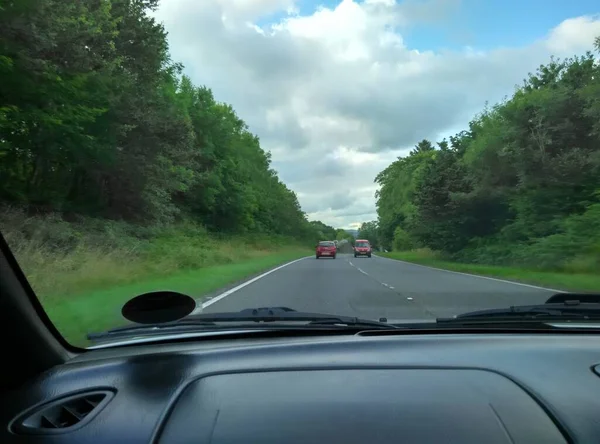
[[11, 390, 114, 434]]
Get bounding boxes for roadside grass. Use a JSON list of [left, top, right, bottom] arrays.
[[0, 207, 310, 347], [43, 249, 309, 347], [379, 249, 600, 292]]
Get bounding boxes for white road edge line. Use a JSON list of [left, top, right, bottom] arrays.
[[193, 256, 310, 314], [374, 254, 565, 293]]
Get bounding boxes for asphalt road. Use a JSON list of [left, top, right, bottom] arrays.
[[200, 254, 556, 321]]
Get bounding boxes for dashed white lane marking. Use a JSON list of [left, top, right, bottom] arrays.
[[193, 256, 310, 314], [374, 254, 563, 293], [348, 257, 397, 292], [406, 297, 414, 301]]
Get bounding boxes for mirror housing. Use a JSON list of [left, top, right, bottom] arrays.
[[121, 291, 196, 324]]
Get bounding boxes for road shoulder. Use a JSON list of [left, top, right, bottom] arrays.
[[376, 253, 598, 293], [195, 256, 310, 309]]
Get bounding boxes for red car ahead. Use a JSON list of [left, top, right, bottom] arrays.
[[316, 241, 337, 259], [354, 239, 372, 258]]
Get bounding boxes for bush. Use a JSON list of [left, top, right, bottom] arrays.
[[0, 206, 308, 301], [450, 202, 600, 272], [521, 202, 600, 272], [392, 226, 414, 251]]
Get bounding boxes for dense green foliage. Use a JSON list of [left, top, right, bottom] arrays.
[[335, 228, 354, 242], [357, 221, 379, 247], [307, 220, 337, 243], [0, 0, 325, 241], [1, 207, 308, 299], [375, 40, 600, 272]]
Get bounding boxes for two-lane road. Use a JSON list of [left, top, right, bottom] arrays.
[[200, 254, 556, 320]]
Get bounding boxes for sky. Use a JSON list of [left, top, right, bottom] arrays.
[[153, 0, 600, 229]]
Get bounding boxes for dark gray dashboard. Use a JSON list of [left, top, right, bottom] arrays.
[[3, 332, 600, 443]]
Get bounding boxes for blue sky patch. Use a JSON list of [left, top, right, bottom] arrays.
[[257, 0, 599, 51]]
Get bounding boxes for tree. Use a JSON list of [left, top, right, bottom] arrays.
[[357, 221, 378, 247], [374, 39, 600, 269], [0, 0, 317, 244], [375, 142, 435, 249], [308, 221, 337, 243], [335, 229, 354, 242]]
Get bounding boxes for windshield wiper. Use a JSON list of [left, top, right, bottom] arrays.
[[188, 307, 397, 327], [86, 320, 218, 340], [87, 307, 399, 341], [438, 300, 600, 325]]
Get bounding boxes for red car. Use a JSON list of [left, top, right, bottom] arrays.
[[354, 239, 372, 258], [316, 241, 337, 259]]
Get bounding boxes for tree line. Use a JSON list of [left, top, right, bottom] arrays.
[[373, 38, 600, 272], [0, 0, 330, 243], [356, 221, 378, 247]]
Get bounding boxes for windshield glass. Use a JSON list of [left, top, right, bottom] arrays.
[[319, 242, 335, 247], [1, 0, 600, 347]]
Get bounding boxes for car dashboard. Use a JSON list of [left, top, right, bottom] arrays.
[[2, 331, 600, 443]]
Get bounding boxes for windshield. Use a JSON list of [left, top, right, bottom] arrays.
[[1, 0, 600, 347]]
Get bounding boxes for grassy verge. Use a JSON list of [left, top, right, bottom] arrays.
[[379, 250, 600, 292], [44, 249, 308, 347], [0, 207, 311, 347]]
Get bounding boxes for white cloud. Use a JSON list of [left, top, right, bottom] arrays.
[[154, 1, 600, 228], [217, 0, 297, 21], [546, 15, 600, 53]]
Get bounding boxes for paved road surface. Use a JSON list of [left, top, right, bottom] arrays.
[[201, 254, 555, 321]]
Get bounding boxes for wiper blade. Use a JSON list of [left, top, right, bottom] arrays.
[[87, 320, 218, 340], [87, 307, 398, 341], [187, 307, 398, 329], [439, 301, 600, 324]]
